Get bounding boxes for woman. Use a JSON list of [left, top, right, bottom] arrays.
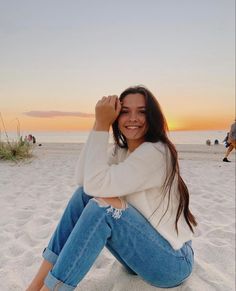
[[26, 86, 197, 290], [223, 120, 236, 162]]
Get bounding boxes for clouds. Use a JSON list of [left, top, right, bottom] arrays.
[[23, 111, 94, 118]]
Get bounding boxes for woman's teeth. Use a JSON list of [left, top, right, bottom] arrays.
[[126, 126, 140, 129]]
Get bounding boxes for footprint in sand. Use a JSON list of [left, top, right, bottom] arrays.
[[15, 232, 38, 247], [0, 254, 8, 268], [34, 228, 51, 240], [7, 244, 25, 257], [48, 201, 64, 209], [23, 250, 35, 267], [16, 220, 28, 227], [2, 224, 16, 233], [34, 217, 50, 225], [15, 210, 33, 220]]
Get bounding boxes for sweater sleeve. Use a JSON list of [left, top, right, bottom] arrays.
[[75, 131, 93, 186], [83, 131, 166, 197], [107, 145, 117, 165], [75, 132, 118, 185]]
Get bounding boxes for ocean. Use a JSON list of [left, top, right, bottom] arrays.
[[1, 130, 228, 145]]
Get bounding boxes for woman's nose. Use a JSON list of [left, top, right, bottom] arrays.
[[129, 112, 138, 121]]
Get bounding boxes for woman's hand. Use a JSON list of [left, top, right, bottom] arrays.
[[94, 95, 122, 131]]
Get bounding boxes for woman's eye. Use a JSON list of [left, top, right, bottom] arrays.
[[120, 110, 146, 114]]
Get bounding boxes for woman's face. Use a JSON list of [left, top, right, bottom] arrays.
[[118, 93, 148, 150]]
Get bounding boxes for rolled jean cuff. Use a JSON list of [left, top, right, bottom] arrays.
[[44, 271, 75, 291], [42, 247, 58, 265]]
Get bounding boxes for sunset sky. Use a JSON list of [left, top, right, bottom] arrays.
[[1, 0, 235, 132]]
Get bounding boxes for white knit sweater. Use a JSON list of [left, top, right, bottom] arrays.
[[75, 130, 193, 250]]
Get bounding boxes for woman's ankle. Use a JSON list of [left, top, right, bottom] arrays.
[[26, 281, 43, 291], [26, 259, 53, 291]]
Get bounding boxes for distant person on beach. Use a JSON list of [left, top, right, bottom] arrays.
[[223, 120, 236, 162], [206, 139, 211, 146], [26, 134, 36, 145], [27, 134, 33, 143], [26, 86, 197, 291], [223, 132, 231, 148]]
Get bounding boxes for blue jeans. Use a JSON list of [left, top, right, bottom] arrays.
[[43, 187, 194, 290]]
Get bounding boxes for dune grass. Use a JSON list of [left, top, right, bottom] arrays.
[[0, 138, 33, 161], [0, 113, 33, 161]]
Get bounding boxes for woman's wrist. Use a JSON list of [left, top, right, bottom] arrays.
[[93, 122, 110, 132]]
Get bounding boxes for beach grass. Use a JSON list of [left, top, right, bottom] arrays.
[[0, 137, 33, 161], [0, 112, 33, 161]]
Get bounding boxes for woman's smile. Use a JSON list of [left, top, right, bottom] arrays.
[[118, 93, 148, 151]]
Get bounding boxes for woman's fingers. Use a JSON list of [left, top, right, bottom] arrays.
[[97, 95, 121, 112], [95, 95, 121, 126], [115, 98, 122, 114], [107, 96, 121, 114], [100, 96, 107, 103], [100, 95, 118, 105], [109, 95, 118, 106]]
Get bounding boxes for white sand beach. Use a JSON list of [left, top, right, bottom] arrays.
[[0, 143, 235, 291]]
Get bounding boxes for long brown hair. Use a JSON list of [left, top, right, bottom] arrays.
[[112, 86, 197, 233]]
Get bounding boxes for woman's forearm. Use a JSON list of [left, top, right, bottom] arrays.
[[93, 121, 110, 132]]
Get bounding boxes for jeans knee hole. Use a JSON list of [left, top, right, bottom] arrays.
[[92, 198, 110, 207], [106, 206, 124, 219], [92, 197, 127, 210], [92, 198, 128, 219]]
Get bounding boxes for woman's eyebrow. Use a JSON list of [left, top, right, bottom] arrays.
[[121, 106, 146, 109]]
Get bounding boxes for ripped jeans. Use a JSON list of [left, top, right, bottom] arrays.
[[42, 187, 194, 290]]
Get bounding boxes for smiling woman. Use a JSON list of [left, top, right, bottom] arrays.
[[26, 86, 197, 291], [117, 93, 148, 152]]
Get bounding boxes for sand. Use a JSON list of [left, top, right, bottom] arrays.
[[0, 143, 235, 291]]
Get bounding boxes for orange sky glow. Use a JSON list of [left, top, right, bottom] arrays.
[[2, 113, 233, 133], [1, 1, 234, 134]]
